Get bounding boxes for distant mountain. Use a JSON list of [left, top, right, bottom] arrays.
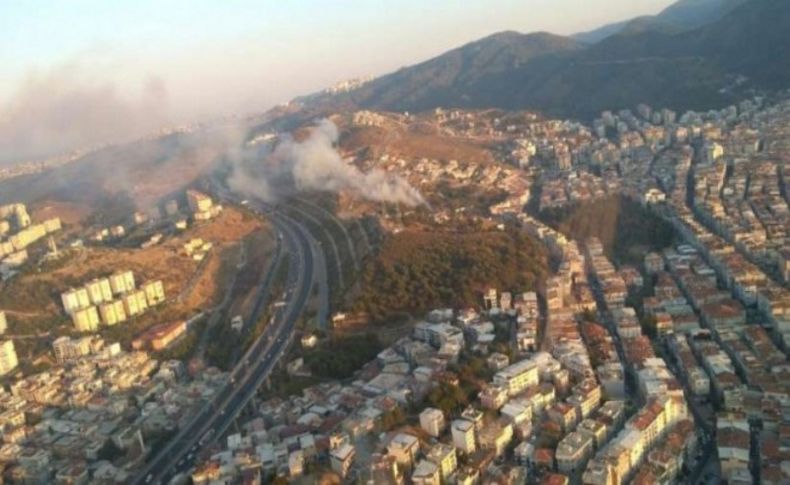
[[313, 0, 789, 121], [659, 0, 748, 28], [328, 31, 581, 113], [573, 0, 747, 44]]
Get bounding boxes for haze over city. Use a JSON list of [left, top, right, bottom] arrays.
[[0, 0, 675, 164]]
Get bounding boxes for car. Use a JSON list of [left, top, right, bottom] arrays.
[[145, 474, 154, 483]]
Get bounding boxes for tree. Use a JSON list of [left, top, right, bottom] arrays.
[[428, 382, 469, 416], [381, 407, 406, 431]]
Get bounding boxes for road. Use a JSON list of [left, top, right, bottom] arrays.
[[133, 199, 316, 485], [286, 202, 347, 292]]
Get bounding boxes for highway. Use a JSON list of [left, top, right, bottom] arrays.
[[133, 198, 316, 485]]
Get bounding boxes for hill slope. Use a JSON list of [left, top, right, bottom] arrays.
[[327, 0, 789, 120], [343, 31, 581, 113]]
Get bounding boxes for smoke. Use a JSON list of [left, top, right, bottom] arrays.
[[0, 63, 170, 166], [227, 119, 425, 207]]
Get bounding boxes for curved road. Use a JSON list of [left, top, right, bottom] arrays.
[[134, 200, 315, 485]]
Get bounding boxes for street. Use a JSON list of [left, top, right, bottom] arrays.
[[133, 198, 317, 485]]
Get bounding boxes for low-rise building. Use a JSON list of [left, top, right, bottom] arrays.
[[412, 459, 440, 485], [556, 431, 594, 475], [132, 321, 187, 351]]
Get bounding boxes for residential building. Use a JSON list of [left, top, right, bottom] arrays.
[[132, 321, 187, 351], [142, 280, 166, 306], [388, 433, 419, 469], [109, 271, 136, 295], [419, 408, 445, 438], [426, 443, 457, 481], [452, 420, 476, 454], [412, 459, 440, 485], [0, 339, 18, 376], [98, 300, 127, 326], [72, 306, 100, 332], [493, 359, 539, 396], [330, 443, 355, 478], [556, 431, 593, 475]]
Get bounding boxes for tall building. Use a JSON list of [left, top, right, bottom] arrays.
[[85, 278, 113, 305], [420, 408, 445, 438], [0, 340, 18, 376], [61, 287, 91, 315], [142, 280, 166, 306], [426, 443, 457, 481], [72, 306, 100, 332], [122, 290, 149, 317], [52, 336, 76, 363], [109, 271, 136, 295], [387, 433, 419, 469], [330, 444, 355, 478], [451, 420, 476, 454], [493, 359, 539, 397], [99, 300, 127, 326]]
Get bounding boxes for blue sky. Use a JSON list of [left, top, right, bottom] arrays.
[[0, 0, 674, 163]]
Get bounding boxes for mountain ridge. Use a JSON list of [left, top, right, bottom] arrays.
[[306, 0, 789, 121], [573, 0, 747, 43]]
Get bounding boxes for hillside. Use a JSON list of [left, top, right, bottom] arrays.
[[352, 229, 548, 323], [319, 0, 789, 120], [0, 126, 249, 224], [538, 195, 676, 266], [338, 31, 581, 114]]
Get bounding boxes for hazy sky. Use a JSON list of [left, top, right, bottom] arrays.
[[0, 0, 674, 163]]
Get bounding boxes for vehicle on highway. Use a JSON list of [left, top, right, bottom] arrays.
[[198, 429, 215, 446], [169, 473, 189, 485]]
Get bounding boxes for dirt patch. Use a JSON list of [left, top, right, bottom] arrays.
[[29, 200, 93, 225], [0, 207, 268, 340], [341, 122, 494, 165], [227, 230, 277, 319]]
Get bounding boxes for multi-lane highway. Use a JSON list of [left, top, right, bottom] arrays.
[[134, 200, 316, 485]]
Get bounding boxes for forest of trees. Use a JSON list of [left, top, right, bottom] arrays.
[[539, 194, 676, 266], [352, 229, 549, 323], [304, 333, 383, 379]]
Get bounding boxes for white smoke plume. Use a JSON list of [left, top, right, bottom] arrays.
[[228, 119, 425, 207]]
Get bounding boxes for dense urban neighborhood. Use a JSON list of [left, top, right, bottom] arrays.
[[1, 89, 789, 485]]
